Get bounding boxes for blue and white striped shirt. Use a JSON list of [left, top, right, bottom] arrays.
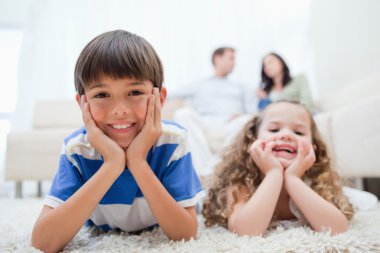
[[44, 120, 204, 232]]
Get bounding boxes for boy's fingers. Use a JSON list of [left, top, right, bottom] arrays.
[[154, 88, 161, 126], [83, 103, 96, 128], [145, 95, 155, 126]]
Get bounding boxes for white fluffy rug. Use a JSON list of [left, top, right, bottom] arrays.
[[1, 198, 380, 253]]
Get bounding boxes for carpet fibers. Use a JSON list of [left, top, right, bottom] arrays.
[[1, 198, 380, 253]]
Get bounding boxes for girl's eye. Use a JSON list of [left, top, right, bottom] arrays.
[[295, 131, 304, 136], [94, 92, 108, 98], [269, 129, 279, 133], [129, 90, 144, 96]]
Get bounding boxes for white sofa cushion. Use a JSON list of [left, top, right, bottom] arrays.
[[33, 100, 82, 128], [5, 128, 78, 180], [331, 95, 380, 177]]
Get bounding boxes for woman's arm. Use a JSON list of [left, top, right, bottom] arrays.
[[227, 170, 283, 236]]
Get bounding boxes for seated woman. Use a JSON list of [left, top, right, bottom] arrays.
[[257, 52, 315, 112]]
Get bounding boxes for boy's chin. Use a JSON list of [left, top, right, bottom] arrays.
[[115, 139, 132, 150]]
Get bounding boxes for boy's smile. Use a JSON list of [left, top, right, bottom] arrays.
[[78, 77, 165, 149]]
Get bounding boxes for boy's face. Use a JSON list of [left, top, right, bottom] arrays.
[[77, 77, 166, 149]]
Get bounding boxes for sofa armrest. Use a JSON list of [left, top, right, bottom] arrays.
[[331, 95, 380, 177]]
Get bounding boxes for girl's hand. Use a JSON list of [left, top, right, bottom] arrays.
[[80, 95, 125, 165], [126, 88, 163, 168], [285, 140, 316, 178], [249, 139, 283, 176]]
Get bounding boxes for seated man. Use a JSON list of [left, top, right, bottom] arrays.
[[170, 47, 256, 176]]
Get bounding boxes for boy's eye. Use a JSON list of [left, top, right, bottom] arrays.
[[94, 92, 108, 98], [129, 90, 144, 96], [269, 129, 279, 133], [295, 131, 304, 136]]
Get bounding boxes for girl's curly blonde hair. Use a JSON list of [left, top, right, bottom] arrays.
[[202, 101, 354, 228]]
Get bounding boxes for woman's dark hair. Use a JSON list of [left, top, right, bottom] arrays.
[[260, 53, 292, 94]]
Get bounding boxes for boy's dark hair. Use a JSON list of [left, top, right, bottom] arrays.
[[211, 47, 235, 66], [74, 30, 164, 95]]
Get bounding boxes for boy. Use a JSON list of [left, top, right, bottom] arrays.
[[31, 30, 203, 253]]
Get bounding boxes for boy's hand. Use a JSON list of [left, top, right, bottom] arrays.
[[126, 88, 163, 168], [285, 140, 315, 178], [249, 139, 283, 176], [80, 95, 125, 165]]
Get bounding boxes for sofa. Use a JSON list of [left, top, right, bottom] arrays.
[[5, 72, 380, 197]]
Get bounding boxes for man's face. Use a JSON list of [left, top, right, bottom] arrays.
[[79, 77, 164, 149], [215, 49, 235, 76]]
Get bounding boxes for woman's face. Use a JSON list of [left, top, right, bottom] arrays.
[[263, 54, 284, 79]]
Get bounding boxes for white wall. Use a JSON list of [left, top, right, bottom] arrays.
[[310, 0, 380, 97], [1, 0, 380, 121], [0, 0, 31, 27]]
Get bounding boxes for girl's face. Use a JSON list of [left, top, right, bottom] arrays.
[[263, 54, 283, 79], [257, 102, 313, 168]]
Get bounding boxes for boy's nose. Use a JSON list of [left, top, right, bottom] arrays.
[[112, 102, 130, 116]]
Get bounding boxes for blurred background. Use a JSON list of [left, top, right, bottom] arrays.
[[1, 0, 380, 197]]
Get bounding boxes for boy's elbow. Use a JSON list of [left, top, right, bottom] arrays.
[[31, 227, 62, 253], [168, 226, 197, 241], [31, 236, 54, 253]]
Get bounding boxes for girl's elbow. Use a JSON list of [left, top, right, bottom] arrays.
[[314, 219, 348, 235], [331, 220, 349, 235], [228, 223, 264, 237]]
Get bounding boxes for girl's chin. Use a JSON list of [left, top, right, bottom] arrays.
[[278, 157, 293, 169]]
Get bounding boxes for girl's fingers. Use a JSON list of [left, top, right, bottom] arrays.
[[264, 141, 275, 155]]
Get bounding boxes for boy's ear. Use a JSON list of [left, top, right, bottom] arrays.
[[160, 87, 167, 106], [75, 93, 81, 106]]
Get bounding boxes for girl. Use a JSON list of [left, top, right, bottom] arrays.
[[257, 53, 315, 112], [202, 100, 354, 236]]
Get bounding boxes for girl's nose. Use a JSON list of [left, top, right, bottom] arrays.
[[277, 129, 294, 141]]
